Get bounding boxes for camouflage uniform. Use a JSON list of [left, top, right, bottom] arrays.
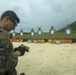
[[0, 27, 18, 75]]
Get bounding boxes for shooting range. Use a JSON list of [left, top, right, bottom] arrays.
[[11, 25, 73, 44], [19, 29, 23, 42], [37, 26, 45, 43], [19, 29, 23, 39], [11, 25, 74, 75], [29, 28, 35, 43], [62, 25, 72, 43], [12, 29, 23, 42], [37, 26, 42, 39], [49, 26, 55, 39], [65, 25, 72, 39], [12, 29, 16, 39], [48, 26, 56, 43]]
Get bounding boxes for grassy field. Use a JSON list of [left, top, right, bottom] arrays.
[[9, 32, 76, 40]]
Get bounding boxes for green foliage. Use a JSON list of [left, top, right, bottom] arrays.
[[55, 32, 65, 39], [9, 21, 76, 40]]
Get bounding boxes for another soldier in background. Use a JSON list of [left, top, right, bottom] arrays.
[[0, 10, 27, 75]]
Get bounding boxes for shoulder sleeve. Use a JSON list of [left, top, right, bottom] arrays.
[[0, 30, 18, 72]]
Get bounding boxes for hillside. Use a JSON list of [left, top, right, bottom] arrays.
[[57, 21, 76, 33]]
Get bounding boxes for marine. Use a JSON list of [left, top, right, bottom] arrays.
[[0, 10, 29, 75]]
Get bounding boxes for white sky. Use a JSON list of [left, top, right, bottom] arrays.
[[0, 0, 76, 32]]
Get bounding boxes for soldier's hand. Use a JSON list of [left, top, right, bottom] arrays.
[[14, 44, 29, 56]]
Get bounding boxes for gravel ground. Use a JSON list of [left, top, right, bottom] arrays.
[[13, 42, 76, 75]]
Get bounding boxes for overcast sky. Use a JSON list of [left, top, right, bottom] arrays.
[[0, 0, 76, 32]]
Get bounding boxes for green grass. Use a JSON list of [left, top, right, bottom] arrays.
[[9, 32, 76, 40]]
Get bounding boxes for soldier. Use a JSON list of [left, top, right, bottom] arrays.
[[0, 10, 29, 75]]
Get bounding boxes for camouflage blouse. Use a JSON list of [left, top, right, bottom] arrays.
[[0, 27, 18, 73]]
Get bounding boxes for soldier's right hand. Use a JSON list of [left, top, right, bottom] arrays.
[[14, 47, 26, 56], [14, 44, 29, 56]]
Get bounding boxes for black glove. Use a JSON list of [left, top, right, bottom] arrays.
[[14, 44, 29, 56], [20, 73, 25, 75]]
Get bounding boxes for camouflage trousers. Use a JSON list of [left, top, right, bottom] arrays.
[[0, 71, 17, 75], [5, 69, 17, 75], [0, 69, 25, 75]]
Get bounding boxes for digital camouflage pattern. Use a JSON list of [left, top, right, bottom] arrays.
[[0, 27, 18, 75]]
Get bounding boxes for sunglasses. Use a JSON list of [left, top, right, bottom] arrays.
[[9, 18, 17, 27]]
